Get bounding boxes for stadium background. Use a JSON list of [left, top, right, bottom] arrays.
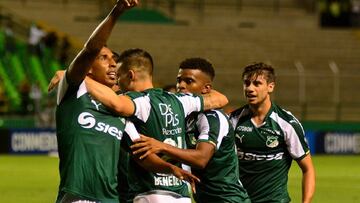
[[0, 0, 359, 202]]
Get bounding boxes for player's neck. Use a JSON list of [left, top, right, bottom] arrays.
[[133, 80, 154, 92], [250, 99, 272, 125]]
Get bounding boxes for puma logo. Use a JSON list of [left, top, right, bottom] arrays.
[[91, 99, 102, 111]]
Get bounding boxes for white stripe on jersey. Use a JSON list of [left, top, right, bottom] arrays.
[[175, 94, 202, 117], [229, 108, 251, 129], [133, 95, 151, 122], [124, 120, 141, 141], [229, 115, 238, 130], [197, 113, 210, 141], [197, 111, 229, 150], [215, 111, 229, 150], [77, 81, 87, 99], [283, 109, 305, 135], [270, 112, 306, 159], [57, 70, 87, 105]]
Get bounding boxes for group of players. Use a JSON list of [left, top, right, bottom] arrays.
[[51, 0, 315, 203]]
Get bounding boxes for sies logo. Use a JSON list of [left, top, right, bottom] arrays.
[[78, 112, 96, 128], [78, 112, 123, 140]]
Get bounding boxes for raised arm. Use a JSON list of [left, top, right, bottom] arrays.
[[66, 0, 138, 86], [85, 77, 135, 116], [202, 89, 228, 110], [48, 70, 65, 92]]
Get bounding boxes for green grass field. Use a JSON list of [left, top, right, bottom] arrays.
[[0, 155, 359, 203]]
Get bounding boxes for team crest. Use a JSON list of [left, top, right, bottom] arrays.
[[188, 134, 197, 146], [266, 136, 279, 148]]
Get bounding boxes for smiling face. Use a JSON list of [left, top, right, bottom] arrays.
[[176, 68, 212, 95], [243, 74, 274, 107], [88, 47, 118, 87]]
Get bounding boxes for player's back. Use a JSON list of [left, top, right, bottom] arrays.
[[125, 88, 203, 199]]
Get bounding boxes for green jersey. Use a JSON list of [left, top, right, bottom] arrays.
[[56, 77, 138, 203], [125, 88, 204, 199], [229, 103, 309, 203], [118, 142, 131, 203], [186, 110, 250, 203]]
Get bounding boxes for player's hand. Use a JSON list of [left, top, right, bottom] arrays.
[[117, 0, 139, 8], [131, 135, 165, 159], [171, 165, 200, 194], [48, 70, 65, 93]]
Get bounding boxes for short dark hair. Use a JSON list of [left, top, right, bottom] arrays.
[[112, 51, 120, 63], [179, 57, 215, 81], [242, 62, 275, 83], [119, 48, 154, 75]]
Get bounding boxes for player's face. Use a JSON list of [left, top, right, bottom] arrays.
[[176, 68, 210, 94], [243, 74, 274, 106], [89, 47, 118, 87]]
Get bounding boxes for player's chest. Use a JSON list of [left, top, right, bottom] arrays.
[[75, 96, 126, 135], [234, 121, 285, 150]]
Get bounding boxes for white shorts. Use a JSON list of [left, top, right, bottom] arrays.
[[59, 193, 99, 203], [133, 190, 191, 203]]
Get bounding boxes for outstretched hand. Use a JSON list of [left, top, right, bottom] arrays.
[[48, 70, 65, 93], [171, 165, 200, 194], [131, 135, 165, 159]]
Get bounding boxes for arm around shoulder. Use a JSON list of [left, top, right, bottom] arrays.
[[85, 77, 135, 116], [202, 89, 228, 111]]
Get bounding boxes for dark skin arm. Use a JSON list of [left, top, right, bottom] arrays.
[[64, 0, 138, 86], [131, 135, 215, 169], [202, 89, 228, 110]]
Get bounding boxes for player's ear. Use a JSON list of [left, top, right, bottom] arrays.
[[202, 83, 212, 94], [128, 70, 135, 81], [268, 82, 275, 93]]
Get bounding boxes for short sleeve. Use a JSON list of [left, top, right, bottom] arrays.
[[176, 93, 203, 117], [132, 95, 151, 122], [270, 112, 309, 160], [196, 110, 229, 150]]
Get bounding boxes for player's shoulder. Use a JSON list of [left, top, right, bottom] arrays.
[[202, 109, 227, 119], [229, 105, 250, 120], [125, 90, 147, 99], [271, 103, 298, 121], [172, 91, 201, 100], [270, 103, 303, 129], [228, 105, 251, 128], [199, 109, 219, 121]]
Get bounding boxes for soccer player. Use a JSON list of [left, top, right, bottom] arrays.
[[228, 62, 315, 203], [55, 1, 199, 202], [84, 49, 229, 203], [130, 57, 251, 203]]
